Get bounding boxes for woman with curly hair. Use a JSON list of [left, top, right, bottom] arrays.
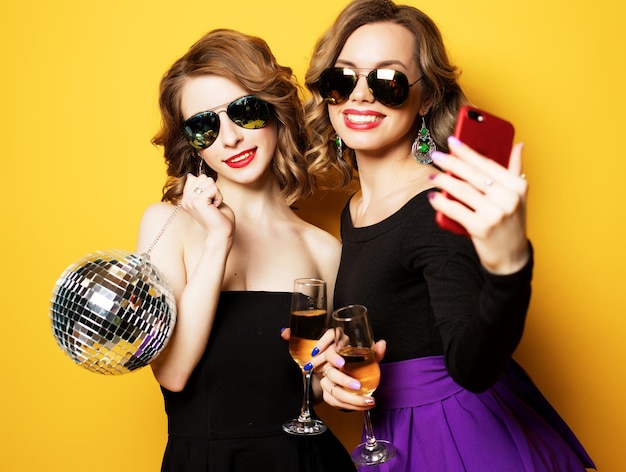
[[136, 28, 354, 471], [302, 1, 595, 471]]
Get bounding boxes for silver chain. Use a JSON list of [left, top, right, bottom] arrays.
[[144, 204, 182, 257]]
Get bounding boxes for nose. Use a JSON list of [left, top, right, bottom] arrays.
[[216, 111, 243, 148], [350, 74, 375, 104]]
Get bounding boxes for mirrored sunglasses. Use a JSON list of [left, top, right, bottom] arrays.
[[183, 95, 271, 150], [319, 67, 422, 108]]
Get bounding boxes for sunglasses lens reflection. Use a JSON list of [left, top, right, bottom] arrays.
[[319, 68, 358, 105], [184, 112, 220, 149], [228, 96, 271, 130], [369, 69, 409, 108], [183, 96, 271, 150], [319, 68, 411, 108]]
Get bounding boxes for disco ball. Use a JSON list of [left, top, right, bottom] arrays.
[[50, 249, 177, 375]]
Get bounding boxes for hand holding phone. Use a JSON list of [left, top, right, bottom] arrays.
[[435, 105, 515, 237]]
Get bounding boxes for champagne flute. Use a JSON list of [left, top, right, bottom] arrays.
[[332, 304, 396, 466], [282, 278, 328, 435]]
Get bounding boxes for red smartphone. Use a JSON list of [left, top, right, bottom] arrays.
[[435, 105, 515, 237]]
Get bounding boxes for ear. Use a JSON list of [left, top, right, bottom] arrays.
[[418, 97, 434, 116]]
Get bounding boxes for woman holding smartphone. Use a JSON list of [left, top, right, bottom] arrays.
[[302, 0, 595, 470]]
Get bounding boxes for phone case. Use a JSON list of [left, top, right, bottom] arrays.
[[435, 105, 515, 237]]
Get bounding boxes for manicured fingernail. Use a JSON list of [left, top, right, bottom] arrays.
[[447, 135, 462, 146], [311, 346, 320, 356], [430, 151, 445, 163], [429, 174, 436, 180], [304, 362, 313, 372], [280, 327, 287, 333], [335, 357, 345, 368], [364, 397, 375, 405], [427, 191, 436, 200], [349, 380, 361, 390]]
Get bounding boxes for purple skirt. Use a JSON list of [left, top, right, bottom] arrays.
[[363, 356, 595, 472]]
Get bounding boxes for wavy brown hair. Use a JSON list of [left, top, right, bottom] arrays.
[[153, 29, 310, 206], [304, 0, 469, 187]]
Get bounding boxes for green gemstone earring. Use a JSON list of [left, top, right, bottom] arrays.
[[412, 116, 436, 164], [335, 134, 343, 160]]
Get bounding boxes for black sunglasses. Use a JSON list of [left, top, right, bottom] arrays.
[[182, 95, 271, 150], [319, 67, 422, 108]]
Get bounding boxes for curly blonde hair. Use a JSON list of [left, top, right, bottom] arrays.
[[153, 29, 311, 206], [304, 0, 469, 187]]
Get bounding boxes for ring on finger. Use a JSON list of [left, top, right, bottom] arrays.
[[193, 186, 204, 194], [323, 364, 332, 376], [330, 385, 336, 397], [483, 177, 494, 188]]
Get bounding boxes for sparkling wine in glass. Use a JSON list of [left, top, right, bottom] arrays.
[[332, 304, 396, 466], [282, 278, 328, 435]]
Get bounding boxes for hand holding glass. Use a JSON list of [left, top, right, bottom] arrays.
[[332, 304, 396, 466], [282, 278, 328, 435]]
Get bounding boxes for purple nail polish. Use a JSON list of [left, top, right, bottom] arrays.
[[349, 380, 361, 390], [427, 191, 436, 200], [447, 135, 462, 146], [430, 151, 445, 163], [335, 357, 345, 368]]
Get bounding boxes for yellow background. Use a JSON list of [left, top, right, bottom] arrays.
[[1, 0, 624, 470]]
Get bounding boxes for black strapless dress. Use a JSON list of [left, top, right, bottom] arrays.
[[160, 291, 355, 472]]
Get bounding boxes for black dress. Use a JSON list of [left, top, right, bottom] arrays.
[[160, 291, 356, 472], [333, 192, 594, 470]]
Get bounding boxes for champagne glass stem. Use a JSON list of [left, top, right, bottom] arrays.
[[282, 365, 326, 435], [297, 369, 314, 423], [363, 409, 379, 451], [353, 409, 394, 465]]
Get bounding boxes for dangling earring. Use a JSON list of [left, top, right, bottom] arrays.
[[197, 153, 206, 176], [335, 134, 343, 160], [412, 116, 436, 164]]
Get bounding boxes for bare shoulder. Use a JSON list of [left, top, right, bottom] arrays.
[[296, 217, 341, 253], [284, 215, 341, 308], [290, 215, 341, 280], [138, 202, 179, 225], [136, 202, 197, 297], [137, 203, 183, 252], [136, 202, 206, 262]]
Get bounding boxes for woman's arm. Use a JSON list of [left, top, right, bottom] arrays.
[[426, 137, 533, 391], [136, 176, 234, 391]]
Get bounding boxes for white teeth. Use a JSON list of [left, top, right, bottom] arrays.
[[346, 114, 381, 124], [229, 151, 252, 163]]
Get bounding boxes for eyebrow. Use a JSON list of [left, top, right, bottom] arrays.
[[334, 59, 410, 71], [184, 95, 249, 120]]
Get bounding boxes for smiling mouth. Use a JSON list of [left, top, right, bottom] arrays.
[[224, 149, 256, 168], [345, 113, 383, 124]]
